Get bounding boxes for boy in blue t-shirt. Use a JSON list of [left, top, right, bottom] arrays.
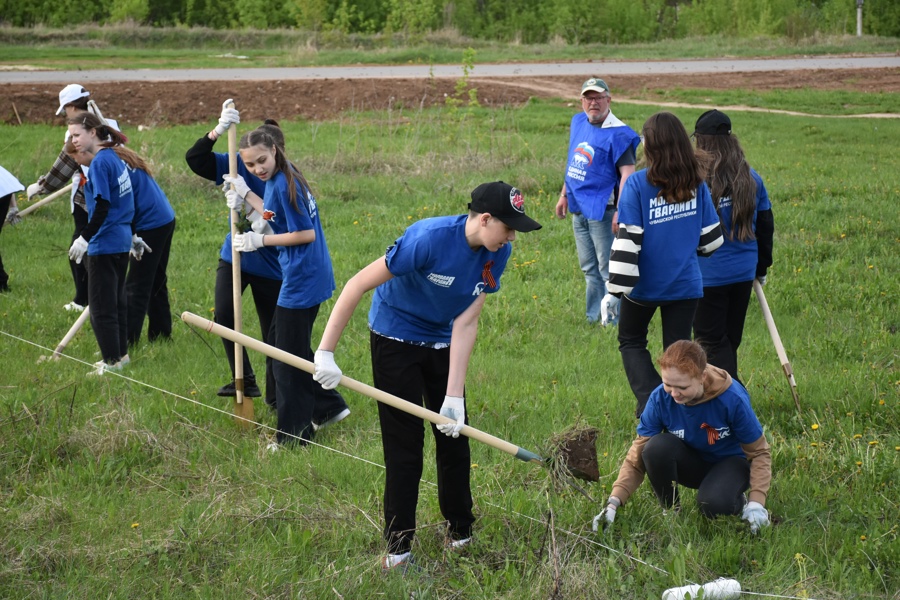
[[313, 181, 541, 571]]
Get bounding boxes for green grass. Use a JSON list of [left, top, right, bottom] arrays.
[[0, 25, 898, 69], [0, 95, 898, 599]]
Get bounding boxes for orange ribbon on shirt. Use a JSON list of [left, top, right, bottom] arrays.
[[482, 260, 496, 289], [701, 423, 720, 445]]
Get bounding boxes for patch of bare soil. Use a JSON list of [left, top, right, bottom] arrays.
[[1, 68, 897, 127]]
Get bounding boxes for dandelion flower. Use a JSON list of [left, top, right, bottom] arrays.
[[854, 434, 862, 439], [855, 461, 862, 466], [811, 424, 819, 431], [869, 441, 878, 446], [131, 523, 140, 528], [860, 535, 867, 541]]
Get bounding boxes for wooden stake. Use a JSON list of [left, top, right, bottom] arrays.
[[226, 101, 253, 428], [753, 280, 800, 411]]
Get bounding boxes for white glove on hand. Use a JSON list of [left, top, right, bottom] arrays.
[[26, 182, 41, 200], [213, 99, 240, 136], [437, 395, 465, 438], [248, 210, 274, 235], [741, 501, 769, 533], [130, 234, 152, 261], [756, 275, 767, 286], [313, 349, 342, 390], [592, 504, 617, 532], [68, 236, 88, 264], [600, 293, 620, 326], [223, 175, 251, 200], [224, 187, 245, 212], [6, 206, 21, 226], [233, 232, 265, 253]]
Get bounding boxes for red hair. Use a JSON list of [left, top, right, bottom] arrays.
[[658, 340, 707, 379]]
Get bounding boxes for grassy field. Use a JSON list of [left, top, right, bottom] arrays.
[[0, 88, 898, 599], [0, 25, 898, 70]]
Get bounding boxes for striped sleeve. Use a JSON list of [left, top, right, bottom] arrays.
[[608, 224, 643, 296], [697, 221, 723, 257]]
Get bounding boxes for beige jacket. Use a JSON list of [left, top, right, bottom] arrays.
[[610, 366, 772, 506]]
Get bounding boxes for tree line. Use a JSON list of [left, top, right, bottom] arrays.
[[4, 0, 899, 41]]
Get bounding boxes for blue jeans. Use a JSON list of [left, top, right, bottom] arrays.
[[573, 207, 615, 323]]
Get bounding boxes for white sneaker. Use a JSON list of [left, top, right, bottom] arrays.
[[118, 354, 131, 367], [64, 302, 85, 312], [266, 442, 279, 453], [381, 551, 412, 572], [313, 407, 350, 432], [86, 360, 123, 376], [445, 537, 471, 551]]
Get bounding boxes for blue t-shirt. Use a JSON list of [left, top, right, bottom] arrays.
[[617, 170, 720, 301], [564, 112, 640, 220], [638, 378, 763, 464], [699, 169, 771, 287], [213, 153, 282, 281], [84, 148, 134, 256], [262, 171, 335, 310], [129, 166, 175, 232], [368, 215, 510, 344]]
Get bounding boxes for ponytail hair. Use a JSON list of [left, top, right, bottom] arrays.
[[239, 124, 312, 214], [112, 146, 153, 176], [67, 111, 128, 148]]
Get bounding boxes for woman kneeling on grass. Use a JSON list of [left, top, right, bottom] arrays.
[[593, 340, 771, 534], [67, 111, 135, 376], [223, 125, 350, 447]]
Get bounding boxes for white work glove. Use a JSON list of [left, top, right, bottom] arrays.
[[437, 395, 465, 438], [26, 182, 41, 200], [233, 232, 265, 253], [247, 210, 274, 235], [592, 498, 620, 532], [213, 99, 240, 136], [224, 187, 245, 212], [313, 349, 343, 390], [68, 236, 88, 264], [223, 175, 251, 200], [756, 275, 767, 286], [600, 293, 620, 326], [6, 205, 20, 226], [130, 234, 152, 261], [741, 501, 770, 534]]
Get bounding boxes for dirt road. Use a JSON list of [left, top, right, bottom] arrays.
[[1, 59, 898, 126]]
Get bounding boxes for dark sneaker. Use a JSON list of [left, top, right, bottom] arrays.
[[217, 377, 262, 398], [313, 407, 350, 431]]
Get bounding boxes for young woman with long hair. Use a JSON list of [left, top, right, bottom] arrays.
[[223, 125, 349, 446], [691, 110, 774, 381], [607, 111, 724, 417], [66, 111, 134, 374]]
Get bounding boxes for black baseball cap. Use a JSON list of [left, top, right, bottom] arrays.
[[468, 181, 542, 232], [694, 109, 732, 135]]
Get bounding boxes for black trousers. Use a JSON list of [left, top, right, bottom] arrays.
[[693, 280, 754, 382], [127, 219, 176, 345], [0, 194, 9, 290], [70, 205, 89, 306], [618, 296, 698, 417], [371, 332, 474, 554], [642, 432, 749, 518], [214, 259, 280, 407], [271, 304, 348, 444], [87, 252, 129, 364]]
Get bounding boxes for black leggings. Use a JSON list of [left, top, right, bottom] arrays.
[[70, 205, 89, 306], [642, 432, 749, 518], [87, 252, 129, 364], [127, 219, 176, 345], [693, 280, 754, 382], [213, 259, 280, 406]]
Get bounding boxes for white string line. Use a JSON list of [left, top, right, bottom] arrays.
[[0, 330, 385, 470], [0, 329, 826, 600]]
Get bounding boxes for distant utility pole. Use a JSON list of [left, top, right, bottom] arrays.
[[857, 0, 863, 37]]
